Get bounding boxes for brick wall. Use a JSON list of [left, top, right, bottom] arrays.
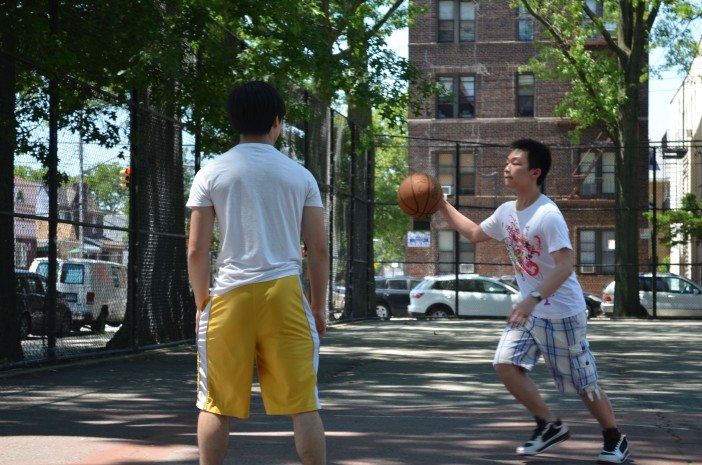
[[406, 0, 650, 295]]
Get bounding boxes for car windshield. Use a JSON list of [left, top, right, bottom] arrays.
[[413, 280, 433, 291], [60, 264, 85, 284], [35, 262, 48, 277]]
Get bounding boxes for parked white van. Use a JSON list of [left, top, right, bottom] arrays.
[[30, 258, 127, 333]]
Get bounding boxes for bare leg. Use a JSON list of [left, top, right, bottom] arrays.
[[580, 389, 617, 429], [495, 364, 555, 422], [198, 411, 229, 465], [292, 411, 326, 465]]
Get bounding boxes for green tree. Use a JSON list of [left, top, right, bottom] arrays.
[[82, 162, 128, 214], [646, 193, 702, 247], [515, 0, 702, 317], [374, 133, 411, 263]]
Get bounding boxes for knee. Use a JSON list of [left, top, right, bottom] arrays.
[[494, 363, 523, 379]]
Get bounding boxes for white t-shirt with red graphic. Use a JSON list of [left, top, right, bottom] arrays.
[[480, 194, 585, 319]]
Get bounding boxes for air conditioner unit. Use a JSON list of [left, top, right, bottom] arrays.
[[580, 265, 596, 274], [459, 263, 475, 273], [441, 185, 452, 196]]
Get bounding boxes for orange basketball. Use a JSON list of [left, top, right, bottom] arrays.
[[397, 172, 444, 219]]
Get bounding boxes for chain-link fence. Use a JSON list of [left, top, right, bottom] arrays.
[[372, 134, 702, 320], [2, 13, 373, 370]]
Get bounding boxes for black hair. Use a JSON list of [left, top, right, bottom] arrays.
[[510, 139, 551, 187], [226, 81, 286, 135]]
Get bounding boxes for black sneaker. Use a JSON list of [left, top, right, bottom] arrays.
[[598, 434, 630, 463], [516, 420, 571, 456]]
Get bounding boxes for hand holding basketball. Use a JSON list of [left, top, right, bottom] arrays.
[[397, 172, 444, 219]]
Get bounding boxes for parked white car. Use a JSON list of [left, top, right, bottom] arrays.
[[408, 274, 520, 318], [30, 258, 128, 332], [601, 273, 702, 318]]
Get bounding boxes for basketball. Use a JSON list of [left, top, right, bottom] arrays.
[[397, 172, 444, 219]]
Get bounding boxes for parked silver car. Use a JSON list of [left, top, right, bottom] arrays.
[[601, 273, 702, 318], [408, 274, 520, 318]]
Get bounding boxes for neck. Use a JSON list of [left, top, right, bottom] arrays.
[[240, 134, 275, 145], [515, 186, 542, 210]]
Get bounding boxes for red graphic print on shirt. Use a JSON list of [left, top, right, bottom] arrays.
[[504, 215, 542, 278]]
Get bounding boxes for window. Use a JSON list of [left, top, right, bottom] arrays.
[[579, 230, 615, 274], [438, 1, 476, 43], [388, 279, 408, 290], [437, 76, 475, 119], [438, 230, 475, 273], [413, 220, 431, 231], [579, 151, 615, 196], [14, 242, 28, 269], [517, 5, 533, 41], [516, 74, 534, 117], [437, 151, 476, 195], [60, 263, 85, 284], [582, 0, 604, 37], [665, 277, 700, 294]]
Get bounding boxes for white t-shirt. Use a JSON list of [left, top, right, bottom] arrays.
[[186, 143, 323, 295], [480, 194, 585, 319]]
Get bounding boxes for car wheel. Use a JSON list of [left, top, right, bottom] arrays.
[[91, 307, 107, 334], [427, 306, 452, 319], [57, 312, 72, 337], [18, 313, 31, 339], [375, 303, 391, 320]]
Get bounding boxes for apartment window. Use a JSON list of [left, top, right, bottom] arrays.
[[438, 1, 476, 43], [437, 76, 475, 119], [437, 151, 476, 195], [579, 151, 615, 196], [582, 0, 604, 36], [516, 74, 534, 117], [438, 231, 475, 273], [517, 5, 534, 41], [579, 230, 615, 274]]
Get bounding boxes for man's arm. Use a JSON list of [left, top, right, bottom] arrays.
[[187, 206, 215, 329], [508, 247, 575, 325], [438, 199, 492, 243], [301, 206, 329, 335]]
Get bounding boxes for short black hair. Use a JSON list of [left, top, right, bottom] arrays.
[[510, 139, 551, 187], [226, 81, 286, 135]]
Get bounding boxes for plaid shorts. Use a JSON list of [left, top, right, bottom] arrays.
[[493, 311, 600, 397]]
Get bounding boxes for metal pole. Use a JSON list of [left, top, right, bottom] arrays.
[[46, 0, 58, 361], [454, 142, 460, 316], [194, 49, 202, 174], [78, 135, 84, 258], [651, 147, 657, 318], [349, 117, 357, 318], [327, 108, 335, 317], [128, 91, 140, 351]]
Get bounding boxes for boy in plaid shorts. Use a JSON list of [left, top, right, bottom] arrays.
[[439, 139, 630, 463]]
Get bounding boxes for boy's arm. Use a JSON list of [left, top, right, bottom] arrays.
[[187, 206, 215, 328], [508, 248, 575, 326], [438, 199, 492, 243], [301, 206, 329, 335]]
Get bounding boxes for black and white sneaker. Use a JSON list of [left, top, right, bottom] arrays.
[[516, 420, 571, 456], [598, 434, 630, 463]]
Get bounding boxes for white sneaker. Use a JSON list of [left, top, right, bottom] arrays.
[[598, 434, 630, 463], [516, 420, 571, 456]]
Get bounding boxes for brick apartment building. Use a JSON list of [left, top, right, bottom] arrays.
[[406, 0, 649, 294]]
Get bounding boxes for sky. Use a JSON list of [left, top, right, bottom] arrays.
[[384, 25, 702, 142]]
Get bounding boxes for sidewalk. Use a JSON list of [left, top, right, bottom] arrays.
[[1, 319, 700, 465]]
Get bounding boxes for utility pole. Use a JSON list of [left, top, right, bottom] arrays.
[[78, 135, 84, 258]]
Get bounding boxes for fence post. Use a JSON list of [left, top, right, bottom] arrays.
[[651, 146, 657, 318], [327, 108, 335, 318], [46, 0, 59, 361], [454, 142, 460, 315], [349, 118, 357, 318], [128, 92, 140, 351]]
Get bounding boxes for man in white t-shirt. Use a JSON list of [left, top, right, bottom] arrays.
[[439, 139, 629, 463], [187, 81, 328, 465]]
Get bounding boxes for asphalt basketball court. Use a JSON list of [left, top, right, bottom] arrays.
[[1, 318, 700, 465]]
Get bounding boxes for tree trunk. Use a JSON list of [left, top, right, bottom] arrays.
[[0, 26, 23, 363], [613, 94, 646, 318]]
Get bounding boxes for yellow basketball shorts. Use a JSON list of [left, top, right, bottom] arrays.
[[196, 275, 321, 418]]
